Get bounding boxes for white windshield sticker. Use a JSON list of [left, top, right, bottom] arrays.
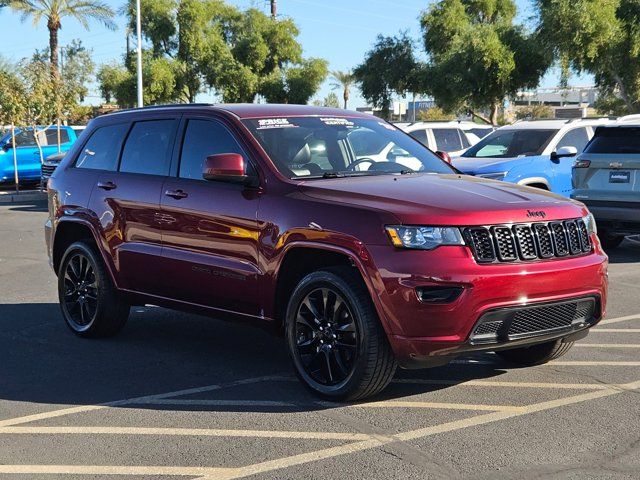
[[256, 118, 297, 130], [320, 117, 354, 126], [378, 122, 396, 131]]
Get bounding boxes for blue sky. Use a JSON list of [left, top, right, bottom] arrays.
[[1, 0, 592, 107]]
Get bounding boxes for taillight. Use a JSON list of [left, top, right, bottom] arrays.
[[574, 159, 591, 168]]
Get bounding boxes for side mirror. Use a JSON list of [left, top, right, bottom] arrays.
[[2, 141, 13, 151], [435, 150, 452, 164], [203, 153, 253, 185], [550, 146, 578, 162]]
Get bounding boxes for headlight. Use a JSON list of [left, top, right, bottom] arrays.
[[583, 212, 597, 235], [386, 226, 465, 250], [476, 172, 507, 181]]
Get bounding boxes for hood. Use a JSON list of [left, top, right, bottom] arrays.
[[452, 156, 537, 175], [299, 173, 586, 226]]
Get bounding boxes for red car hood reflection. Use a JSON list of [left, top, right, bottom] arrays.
[[299, 173, 586, 226]]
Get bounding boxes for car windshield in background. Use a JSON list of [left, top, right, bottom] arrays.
[[242, 117, 454, 179], [462, 129, 557, 158], [584, 127, 640, 154]]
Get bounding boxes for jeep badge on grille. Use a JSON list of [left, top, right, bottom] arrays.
[[526, 210, 546, 219]]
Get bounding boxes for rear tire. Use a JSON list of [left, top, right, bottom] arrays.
[[599, 230, 624, 249], [495, 339, 574, 366], [58, 241, 130, 338], [285, 267, 397, 401]]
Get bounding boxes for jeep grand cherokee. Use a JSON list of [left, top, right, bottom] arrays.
[[45, 104, 608, 400]]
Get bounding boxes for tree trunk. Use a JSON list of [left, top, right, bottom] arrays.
[[612, 71, 635, 113], [490, 103, 499, 126], [48, 20, 60, 79], [343, 88, 348, 109], [469, 109, 493, 125]]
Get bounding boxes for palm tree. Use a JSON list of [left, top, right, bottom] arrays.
[[330, 70, 355, 109], [9, 0, 116, 78]]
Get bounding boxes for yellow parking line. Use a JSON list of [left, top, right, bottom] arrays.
[[575, 343, 640, 348], [0, 426, 372, 441], [352, 401, 525, 412], [549, 360, 640, 366], [0, 465, 236, 477], [200, 381, 640, 480], [591, 328, 640, 333], [599, 314, 640, 325], [0, 374, 286, 428], [392, 379, 610, 390]]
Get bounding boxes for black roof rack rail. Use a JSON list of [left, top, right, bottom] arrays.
[[106, 103, 215, 115]]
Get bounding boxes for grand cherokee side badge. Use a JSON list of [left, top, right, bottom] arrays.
[[526, 210, 546, 219]]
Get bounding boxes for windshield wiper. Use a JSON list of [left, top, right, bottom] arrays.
[[322, 172, 344, 178]]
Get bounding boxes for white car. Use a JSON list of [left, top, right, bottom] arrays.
[[399, 122, 475, 157]]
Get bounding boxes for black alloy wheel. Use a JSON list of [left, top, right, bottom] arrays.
[[62, 251, 99, 331], [294, 287, 359, 386]]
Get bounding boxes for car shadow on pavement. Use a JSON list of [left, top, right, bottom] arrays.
[[604, 237, 640, 264], [0, 302, 509, 413], [6, 201, 48, 213]]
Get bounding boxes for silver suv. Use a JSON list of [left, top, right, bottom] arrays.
[[572, 116, 640, 248]]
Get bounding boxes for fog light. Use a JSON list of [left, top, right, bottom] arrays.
[[416, 286, 463, 303]]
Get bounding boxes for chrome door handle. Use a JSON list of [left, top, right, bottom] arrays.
[[97, 181, 117, 190], [165, 189, 188, 199]]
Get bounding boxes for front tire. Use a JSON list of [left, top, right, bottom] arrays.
[[285, 267, 397, 401], [495, 339, 574, 366], [58, 241, 130, 338]]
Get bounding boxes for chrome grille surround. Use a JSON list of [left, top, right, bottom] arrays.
[[464, 218, 592, 264]]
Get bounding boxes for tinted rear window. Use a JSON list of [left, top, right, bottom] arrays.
[[119, 120, 176, 176], [432, 128, 462, 151], [75, 124, 129, 171], [584, 127, 640, 154]]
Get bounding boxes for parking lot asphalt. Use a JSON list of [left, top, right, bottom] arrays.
[[0, 199, 639, 480]]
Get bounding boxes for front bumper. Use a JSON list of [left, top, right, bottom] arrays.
[[364, 240, 608, 367]]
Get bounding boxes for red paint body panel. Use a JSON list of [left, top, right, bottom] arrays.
[[46, 104, 609, 368]]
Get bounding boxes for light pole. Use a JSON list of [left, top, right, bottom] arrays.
[[135, 0, 143, 108]]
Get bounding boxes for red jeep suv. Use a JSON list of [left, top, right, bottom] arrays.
[[45, 104, 608, 400]]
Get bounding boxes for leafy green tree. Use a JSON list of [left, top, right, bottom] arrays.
[[330, 70, 355, 109], [8, 0, 115, 78], [323, 92, 341, 108], [102, 0, 325, 106], [353, 33, 421, 118], [420, 0, 551, 125], [261, 59, 328, 104], [417, 106, 456, 121], [535, 0, 640, 113]]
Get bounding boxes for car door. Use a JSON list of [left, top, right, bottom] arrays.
[[86, 117, 179, 296], [159, 116, 261, 316], [551, 127, 591, 195], [6, 129, 41, 182]]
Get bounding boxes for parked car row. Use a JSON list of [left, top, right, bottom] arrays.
[[46, 104, 607, 400], [0, 125, 84, 185]]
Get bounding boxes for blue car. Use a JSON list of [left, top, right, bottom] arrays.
[[0, 126, 80, 184], [452, 119, 612, 196]]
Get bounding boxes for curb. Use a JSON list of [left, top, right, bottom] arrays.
[[0, 191, 47, 204]]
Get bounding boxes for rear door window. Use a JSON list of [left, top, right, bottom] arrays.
[[75, 123, 129, 171], [44, 128, 70, 145], [432, 128, 463, 151], [119, 120, 176, 176], [408, 129, 429, 147], [556, 127, 590, 152], [584, 127, 640, 154]]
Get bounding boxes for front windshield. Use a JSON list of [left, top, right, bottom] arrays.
[[462, 129, 557, 158], [242, 116, 454, 178]]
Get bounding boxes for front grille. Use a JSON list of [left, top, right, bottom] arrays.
[[465, 218, 592, 264], [41, 164, 57, 178], [470, 297, 597, 342]]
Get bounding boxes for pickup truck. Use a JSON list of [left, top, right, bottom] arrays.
[[0, 126, 79, 184]]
